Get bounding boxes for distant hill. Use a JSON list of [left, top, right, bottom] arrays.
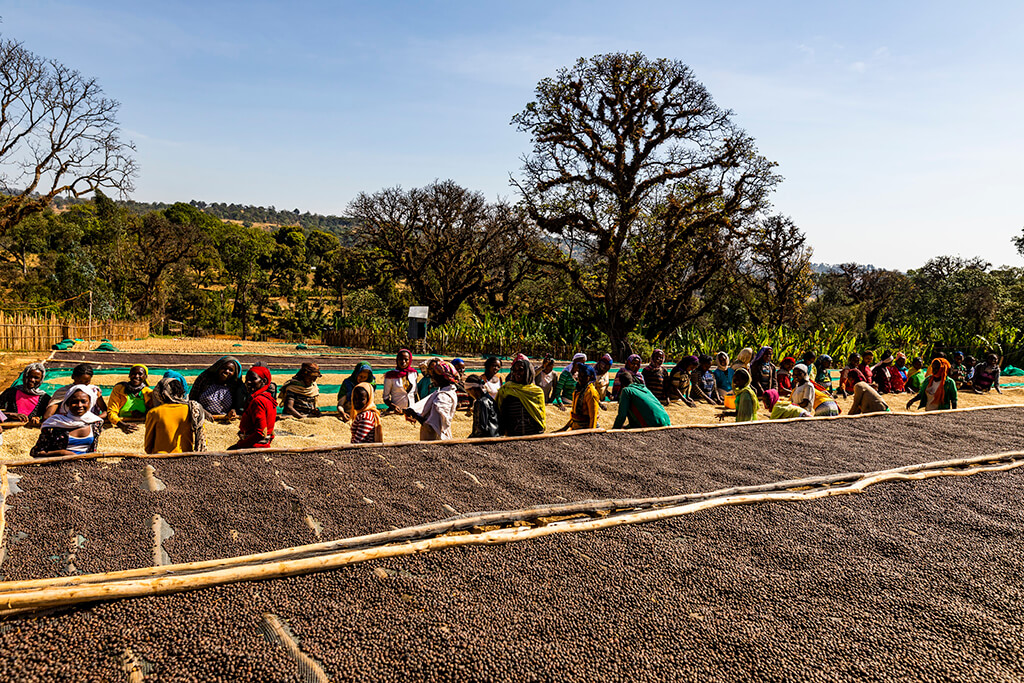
[[51, 196, 357, 240]]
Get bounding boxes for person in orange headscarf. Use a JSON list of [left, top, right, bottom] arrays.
[[906, 358, 957, 411]]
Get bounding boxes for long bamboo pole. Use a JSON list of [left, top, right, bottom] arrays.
[[2, 451, 1016, 594], [1, 452, 1021, 613]]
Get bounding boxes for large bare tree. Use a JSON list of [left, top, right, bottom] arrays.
[[0, 36, 136, 235], [513, 52, 779, 357], [348, 180, 548, 324]]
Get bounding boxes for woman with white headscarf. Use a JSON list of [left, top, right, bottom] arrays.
[[31, 384, 103, 457], [0, 362, 52, 426]]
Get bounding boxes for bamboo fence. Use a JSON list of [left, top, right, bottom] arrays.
[[0, 312, 150, 352]]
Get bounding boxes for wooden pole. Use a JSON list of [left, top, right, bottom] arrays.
[[2, 454, 1022, 615]]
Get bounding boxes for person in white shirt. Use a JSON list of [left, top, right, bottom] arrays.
[[404, 360, 460, 440], [382, 348, 418, 414]]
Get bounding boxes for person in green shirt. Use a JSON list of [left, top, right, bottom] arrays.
[[907, 358, 958, 411], [905, 357, 927, 393], [717, 368, 759, 422], [612, 372, 671, 429]]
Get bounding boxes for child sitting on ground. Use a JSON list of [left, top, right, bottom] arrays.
[[776, 357, 797, 397], [465, 375, 499, 438]]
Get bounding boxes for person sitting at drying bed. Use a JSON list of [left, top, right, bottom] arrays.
[[641, 349, 668, 402], [416, 359, 437, 400], [971, 353, 1002, 394], [790, 364, 840, 417], [337, 362, 375, 420], [190, 356, 248, 419], [717, 368, 758, 422], [497, 357, 546, 437], [107, 365, 152, 434], [31, 385, 103, 457], [557, 364, 600, 431], [761, 389, 811, 420], [0, 362, 51, 427], [482, 356, 503, 400], [594, 354, 614, 402], [465, 375, 500, 438], [45, 364, 106, 420], [553, 353, 587, 405], [280, 362, 322, 419], [229, 366, 277, 449], [535, 356, 558, 403], [404, 360, 459, 441], [611, 354, 644, 400], [847, 382, 889, 416], [452, 358, 470, 409], [349, 382, 383, 444], [612, 371, 671, 429], [382, 349, 418, 414], [712, 352, 733, 400], [145, 375, 207, 454], [907, 358, 958, 412]]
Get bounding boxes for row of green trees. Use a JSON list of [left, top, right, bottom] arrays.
[[2, 43, 1022, 361]]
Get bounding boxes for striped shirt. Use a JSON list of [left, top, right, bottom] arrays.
[[351, 410, 380, 444]]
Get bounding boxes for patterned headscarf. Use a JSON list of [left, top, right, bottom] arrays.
[[753, 346, 773, 364], [435, 360, 460, 384], [163, 370, 189, 394], [576, 363, 597, 389], [19, 362, 47, 396]]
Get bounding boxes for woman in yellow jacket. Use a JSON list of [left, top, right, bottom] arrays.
[[145, 373, 207, 454], [557, 363, 601, 431]]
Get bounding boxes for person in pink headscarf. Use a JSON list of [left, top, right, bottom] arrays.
[[404, 360, 460, 441]]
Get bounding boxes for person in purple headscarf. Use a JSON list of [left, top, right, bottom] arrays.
[[749, 346, 778, 397], [612, 354, 646, 400]]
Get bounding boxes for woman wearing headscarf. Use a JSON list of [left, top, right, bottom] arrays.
[[729, 369, 759, 422], [44, 364, 106, 420], [145, 375, 207, 454], [535, 356, 559, 403], [497, 356, 546, 436], [190, 356, 247, 418], [107, 365, 152, 433], [0, 362, 51, 426], [612, 354, 645, 400], [31, 385, 103, 457], [336, 362, 374, 420], [553, 353, 587, 405], [350, 382, 383, 444], [749, 346, 777, 396], [557, 364, 601, 431], [791, 364, 840, 416], [762, 389, 811, 419], [815, 355, 835, 394], [641, 349, 668, 402], [382, 349, 418, 414], [404, 360, 459, 441], [228, 366, 277, 449], [731, 348, 753, 374], [712, 352, 733, 400], [907, 358, 958, 411], [666, 356, 697, 406], [281, 362, 323, 419], [871, 351, 896, 394]]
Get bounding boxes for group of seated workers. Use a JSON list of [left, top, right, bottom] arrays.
[[0, 357, 277, 456], [0, 346, 1004, 455]]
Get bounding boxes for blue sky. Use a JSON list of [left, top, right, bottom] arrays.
[[3, 1, 1022, 269]]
